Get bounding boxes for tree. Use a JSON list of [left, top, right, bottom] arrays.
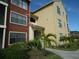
[[40, 33, 56, 48]]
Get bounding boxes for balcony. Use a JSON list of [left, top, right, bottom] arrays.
[[30, 14, 38, 25]]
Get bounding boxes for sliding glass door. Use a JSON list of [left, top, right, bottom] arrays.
[[0, 28, 3, 48]]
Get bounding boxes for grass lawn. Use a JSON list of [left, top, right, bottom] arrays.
[[28, 48, 62, 59]]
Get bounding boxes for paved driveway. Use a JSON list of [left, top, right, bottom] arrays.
[[45, 48, 79, 59]]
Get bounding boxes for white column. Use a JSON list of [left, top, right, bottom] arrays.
[[2, 29, 6, 48]]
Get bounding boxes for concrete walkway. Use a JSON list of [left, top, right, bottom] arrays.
[[45, 48, 79, 59]]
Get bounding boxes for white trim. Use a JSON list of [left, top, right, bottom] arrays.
[[10, 11, 27, 26], [10, 11, 27, 18], [2, 29, 6, 48], [8, 31, 27, 45], [0, 4, 8, 48], [0, 25, 6, 28], [11, 0, 27, 10], [0, 1, 8, 6], [4, 6, 8, 26]]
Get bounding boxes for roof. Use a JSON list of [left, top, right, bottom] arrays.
[[32, 1, 54, 13]]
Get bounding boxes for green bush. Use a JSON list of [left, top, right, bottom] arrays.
[[9, 42, 27, 49], [0, 49, 5, 59], [0, 42, 30, 59], [3, 48, 29, 59], [27, 39, 42, 49]]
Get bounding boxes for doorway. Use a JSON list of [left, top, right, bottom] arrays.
[[34, 30, 41, 39]]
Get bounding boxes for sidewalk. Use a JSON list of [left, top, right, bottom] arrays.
[[45, 48, 79, 59]]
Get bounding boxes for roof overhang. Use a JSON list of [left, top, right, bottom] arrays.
[[31, 23, 44, 30]]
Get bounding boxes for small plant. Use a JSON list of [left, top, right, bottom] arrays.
[[27, 39, 42, 49]]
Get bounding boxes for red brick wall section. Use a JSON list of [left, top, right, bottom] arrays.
[[8, 23, 28, 32], [10, 4, 29, 16]]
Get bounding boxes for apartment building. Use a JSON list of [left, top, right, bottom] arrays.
[[0, 0, 30, 48], [32, 1, 69, 45]]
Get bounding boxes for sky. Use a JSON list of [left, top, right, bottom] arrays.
[[30, 0, 79, 31]]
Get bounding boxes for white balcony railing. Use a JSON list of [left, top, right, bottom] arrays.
[[30, 22, 38, 25]]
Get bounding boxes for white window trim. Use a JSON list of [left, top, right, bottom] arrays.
[[11, 0, 27, 10], [8, 31, 27, 45], [0, 1, 8, 6], [0, 2, 8, 48], [0, 25, 6, 28], [10, 11, 27, 26]]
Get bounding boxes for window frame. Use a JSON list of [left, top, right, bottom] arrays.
[[57, 6, 61, 15], [8, 31, 27, 44], [59, 33, 63, 37], [10, 11, 27, 26], [58, 19, 62, 28], [11, 0, 27, 10], [0, 1, 8, 48]]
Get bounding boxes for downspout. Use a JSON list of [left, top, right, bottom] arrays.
[[27, 0, 30, 42]]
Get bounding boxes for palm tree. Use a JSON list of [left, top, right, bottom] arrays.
[[40, 33, 56, 49]]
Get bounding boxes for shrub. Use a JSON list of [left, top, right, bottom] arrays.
[[4, 48, 29, 59], [9, 42, 27, 49], [0, 49, 5, 59], [27, 39, 42, 49], [0, 42, 30, 59]]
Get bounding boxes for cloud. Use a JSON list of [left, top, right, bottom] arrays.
[[67, 7, 71, 12], [37, 3, 43, 6], [67, 7, 78, 13]]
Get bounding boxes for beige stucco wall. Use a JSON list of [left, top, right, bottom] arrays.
[[33, 1, 69, 45]]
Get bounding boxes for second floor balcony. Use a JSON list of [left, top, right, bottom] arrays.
[[30, 14, 38, 25]]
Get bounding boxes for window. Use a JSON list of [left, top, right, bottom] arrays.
[[57, 6, 61, 15], [59, 33, 63, 37], [11, 12, 27, 25], [58, 19, 62, 28], [0, 28, 3, 48], [63, 12, 64, 15], [10, 32, 26, 44], [11, 0, 27, 9], [0, 4, 5, 25]]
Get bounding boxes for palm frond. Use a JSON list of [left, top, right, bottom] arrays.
[[46, 33, 56, 38]]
